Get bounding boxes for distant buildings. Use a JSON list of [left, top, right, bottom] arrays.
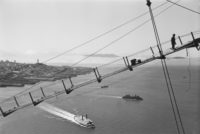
[[0, 60, 26, 74]]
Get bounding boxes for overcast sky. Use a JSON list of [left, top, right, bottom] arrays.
[[0, 0, 199, 64]]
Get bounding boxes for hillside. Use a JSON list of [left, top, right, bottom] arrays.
[[0, 61, 92, 87]]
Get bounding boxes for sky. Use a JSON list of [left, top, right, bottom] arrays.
[[0, 0, 199, 64]]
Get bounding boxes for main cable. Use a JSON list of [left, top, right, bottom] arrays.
[[0, 1, 170, 102], [0, 0, 184, 103], [69, 0, 181, 67], [187, 49, 191, 91], [164, 59, 186, 134], [42, 1, 169, 63], [147, 0, 185, 134], [161, 59, 181, 134], [0, 0, 180, 102], [166, 0, 200, 15]]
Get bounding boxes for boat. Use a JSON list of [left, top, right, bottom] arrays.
[[74, 114, 95, 129], [101, 85, 109, 88], [122, 94, 143, 101]]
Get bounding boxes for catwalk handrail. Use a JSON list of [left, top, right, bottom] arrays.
[[0, 32, 199, 117]]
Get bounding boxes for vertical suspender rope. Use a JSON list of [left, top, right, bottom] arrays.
[[164, 61, 186, 134], [146, 1, 185, 134], [187, 50, 191, 91]]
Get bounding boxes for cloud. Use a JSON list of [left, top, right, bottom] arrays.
[[84, 53, 119, 58], [25, 50, 37, 55]]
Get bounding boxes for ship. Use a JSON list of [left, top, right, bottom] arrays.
[[122, 94, 143, 101], [74, 114, 95, 129]]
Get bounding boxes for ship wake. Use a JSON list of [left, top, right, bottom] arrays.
[[92, 94, 122, 99], [37, 102, 78, 125]]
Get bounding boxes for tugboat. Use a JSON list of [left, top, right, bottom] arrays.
[[122, 94, 143, 101], [74, 114, 95, 129]]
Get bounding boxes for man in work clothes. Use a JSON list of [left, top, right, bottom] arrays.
[[171, 34, 176, 50]]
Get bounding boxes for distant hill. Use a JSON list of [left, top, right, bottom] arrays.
[[168, 56, 186, 59], [167, 56, 186, 60], [0, 61, 92, 87]]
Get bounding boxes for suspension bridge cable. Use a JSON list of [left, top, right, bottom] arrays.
[[164, 31, 195, 134], [1, 28, 196, 104], [164, 60, 186, 134], [67, 0, 182, 68], [166, 0, 200, 15], [161, 59, 181, 134], [4, 0, 200, 105], [0, 0, 182, 103], [70, 21, 151, 67], [147, 0, 184, 133], [1, 31, 199, 114], [0, 2, 171, 102], [0, 0, 185, 103], [151, 11, 181, 134], [96, 29, 196, 69], [41, 1, 169, 64], [43, 29, 197, 93], [93, 29, 200, 69], [97, 29, 192, 134], [97, 48, 150, 68], [187, 49, 191, 91], [97, 37, 172, 69]]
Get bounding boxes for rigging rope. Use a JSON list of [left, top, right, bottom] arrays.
[[161, 60, 181, 134], [166, 0, 200, 15], [42, 1, 169, 63], [164, 60, 186, 134], [0, 0, 191, 112], [0, 1, 172, 102], [68, 0, 181, 67], [0, 32, 199, 118], [0, 0, 186, 102], [53, 0, 182, 78], [147, 0, 185, 134], [87, 29, 200, 69], [187, 49, 191, 92], [98, 47, 150, 68]]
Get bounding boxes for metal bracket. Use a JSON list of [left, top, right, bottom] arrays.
[[150, 46, 155, 57], [40, 87, 46, 98], [69, 77, 74, 88], [123, 57, 133, 71], [93, 67, 102, 83], [191, 32, 200, 51], [0, 107, 6, 117], [29, 92, 43, 106], [0, 106, 16, 117], [62, 80, 73, 94], [13, 96, 19, 107], [157, 55, 166, 59], [179, 36, 188, 56], [178, 36, 183, 45]]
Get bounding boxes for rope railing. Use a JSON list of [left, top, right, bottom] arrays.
[[0, 0, 183, 101], [0, 31, 198, 104], [0, 32, 199, 117]]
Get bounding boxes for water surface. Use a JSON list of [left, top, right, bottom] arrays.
[[0, 59, 199, 134]]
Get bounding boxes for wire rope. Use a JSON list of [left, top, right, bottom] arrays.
[[42, 1, 169, 63], [67, 0, 182, 68], [0, 1, 171, 103], [166, 0, 200, 15], [147, 0, 185, 133], [187, 50, 191, 91]]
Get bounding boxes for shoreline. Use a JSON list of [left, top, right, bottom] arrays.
[[0, 71, 92, 88], [0, 62, 93, 88]]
